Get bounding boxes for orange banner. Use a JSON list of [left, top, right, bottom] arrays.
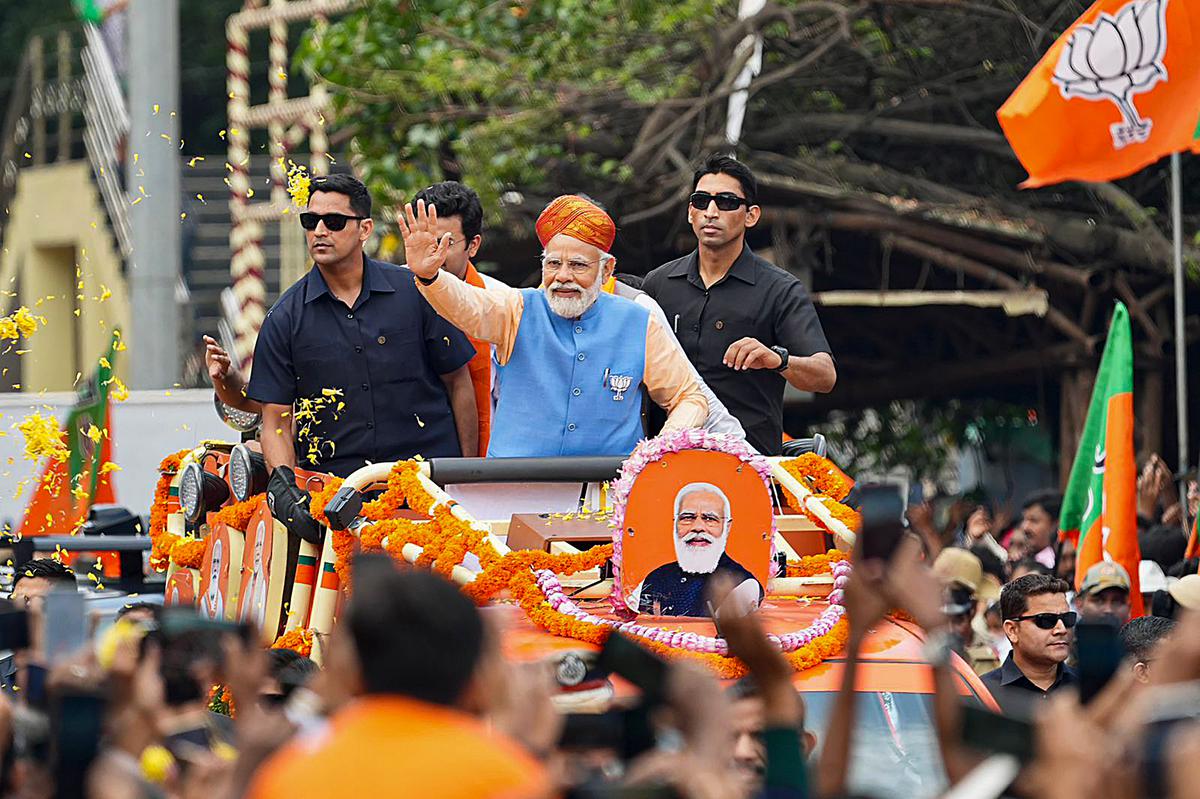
[[998, 0, 1200, 187]]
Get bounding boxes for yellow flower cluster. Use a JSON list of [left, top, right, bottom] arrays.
[[0, 307, 45, 341], [285, 161, 311, 209], [18, 411, 68, 463]]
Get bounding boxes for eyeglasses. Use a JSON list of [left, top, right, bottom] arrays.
[[542, 258, 602, 275], [299, 212, 367, 231], [1007, 611, 1078, 630], [676, 512, 727, 526], [689, 191, 750, 212]]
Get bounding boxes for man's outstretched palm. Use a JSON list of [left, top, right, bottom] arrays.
[[397, 199, 449, 279]]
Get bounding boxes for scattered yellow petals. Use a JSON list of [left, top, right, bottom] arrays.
[[18, 412, 67, 463]]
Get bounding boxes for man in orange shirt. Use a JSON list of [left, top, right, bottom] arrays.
[[412, 182, 505, 456], [246, 559, 550, 798]]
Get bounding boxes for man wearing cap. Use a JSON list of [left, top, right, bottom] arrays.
[[932, 548, 1000, 676], [399, 196, 708, 457], [1076, 561, 1132, 627]]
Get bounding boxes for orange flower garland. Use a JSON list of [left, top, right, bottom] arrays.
[[271, 628, 315, 657], [785, 549, 850, 578], [209, 495, 264, 531], [509, 566, 850, 680], [148, 450, 188, 572], [169, 537, 207, 570], [779, 453, 853, 501]]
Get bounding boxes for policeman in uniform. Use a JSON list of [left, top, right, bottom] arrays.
[[933, 547, 1001, 676]]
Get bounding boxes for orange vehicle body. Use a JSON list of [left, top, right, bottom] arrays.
[[498, 598, 999, 711]]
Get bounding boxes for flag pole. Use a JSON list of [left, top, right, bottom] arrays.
[[1173, 152, 1189, 535]]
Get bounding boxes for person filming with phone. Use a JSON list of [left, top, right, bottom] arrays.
[[980, 573, 1078, 715]]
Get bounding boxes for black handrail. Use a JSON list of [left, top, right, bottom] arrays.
[[426, 456, 627, 485]]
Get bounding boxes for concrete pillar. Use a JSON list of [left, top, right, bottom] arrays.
[[127, 0, 181, 388]]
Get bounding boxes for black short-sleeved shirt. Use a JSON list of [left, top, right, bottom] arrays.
[[980, 653, 1078, 716], [247, 256, 475, 477], [642, 246, 831, 455]]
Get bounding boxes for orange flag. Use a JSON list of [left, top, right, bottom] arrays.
[[1059, 303, 1142, 616], [998, 0, 1200, 187]]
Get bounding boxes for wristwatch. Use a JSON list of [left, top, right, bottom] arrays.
[[417, 271, 440, 286], [769, 345, 789, 371]]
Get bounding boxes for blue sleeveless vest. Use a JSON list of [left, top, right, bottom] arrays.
[[488, 290, 649, 457]]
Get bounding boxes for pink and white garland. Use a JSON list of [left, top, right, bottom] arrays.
[[538, 558, 851, 656], [609, 429, 777, 603]]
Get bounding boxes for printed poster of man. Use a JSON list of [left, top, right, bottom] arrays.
[[199, 522, 244, 621], [236, 500, 297, 643], [619, 449, 773, 618]]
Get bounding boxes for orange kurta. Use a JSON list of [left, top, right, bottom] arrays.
[[463, 262, 493, 456], [246, 696, 550, 799]]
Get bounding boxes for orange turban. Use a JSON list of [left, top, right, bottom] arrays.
[[535, 195, 616, 252]]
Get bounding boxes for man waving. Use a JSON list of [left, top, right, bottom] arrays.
[[400, 195, 708, 457]]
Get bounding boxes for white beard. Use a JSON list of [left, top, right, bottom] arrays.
[[545, 277, 602, 318], [674, 530, 728, 575]]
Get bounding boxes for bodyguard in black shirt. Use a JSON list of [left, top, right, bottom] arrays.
[[642, 155, 835, 455]]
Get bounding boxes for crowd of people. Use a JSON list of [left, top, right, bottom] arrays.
[[6, 491, 1200, 798]]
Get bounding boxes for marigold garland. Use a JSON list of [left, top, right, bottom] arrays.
[[271, 628, 315, 658], [209, 495, 264, 531], [776, 455, 861, 539], [153, 450, 855, 680], [785, 549, 850, 578], [778, 453, 854, 501], [169, 537, 207, 570], [148, 450, 188, 572]]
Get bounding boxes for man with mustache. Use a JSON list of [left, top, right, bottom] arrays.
[[630, 482, 763, 618], [400, 195, 708, 457]]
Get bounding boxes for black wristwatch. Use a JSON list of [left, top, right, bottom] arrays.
[[417, 272, 440, 286], [770, 345, 789, 371]]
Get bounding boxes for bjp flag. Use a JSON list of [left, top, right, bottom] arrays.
[[998, 0, 1200, 187], [1059, 303, 1142, 616]]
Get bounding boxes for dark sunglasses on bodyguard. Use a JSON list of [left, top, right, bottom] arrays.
[[689, 191, 750, 212], [1007, 611, 1078, 630], [299, 211, 367, 232]]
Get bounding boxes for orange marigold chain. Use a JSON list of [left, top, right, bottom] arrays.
[[778, 453, 854, 501], [209, 494, 264, 531], [776, 454, 862, 537], [785, 549, 850, 578], [149, 450, 189, 572], [271, 628, 315, 658], [169, 537, 208, 570]]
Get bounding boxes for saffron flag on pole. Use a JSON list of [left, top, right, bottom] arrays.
[[1060, 303, 1142, 615], [997, 0, 1200, 187]]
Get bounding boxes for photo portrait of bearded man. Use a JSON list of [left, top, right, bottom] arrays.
[[629, 482, 763, 617]]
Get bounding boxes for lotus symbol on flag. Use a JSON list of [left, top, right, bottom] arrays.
[[1051, 0, 1169, 149]]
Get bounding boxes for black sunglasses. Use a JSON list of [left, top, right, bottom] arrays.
[[299, 211, 367, 232], [689, 191, 750, 212], [1007, 611, 1078, 630]]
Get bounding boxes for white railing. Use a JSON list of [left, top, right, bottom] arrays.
[[80, 23, 132, 257]]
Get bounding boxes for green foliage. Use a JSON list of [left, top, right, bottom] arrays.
[[821, 399, 1037, 484], [297, 0, 721, 217]]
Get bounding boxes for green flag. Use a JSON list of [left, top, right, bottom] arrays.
[[1059, 302, 1140, 614]]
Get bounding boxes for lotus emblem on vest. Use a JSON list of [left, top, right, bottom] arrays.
[[1051, 0, 1169, 149], [608, 372, 633, 401]]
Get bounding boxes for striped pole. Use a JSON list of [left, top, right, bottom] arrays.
[[284, 539, 319, 632], [307, 532, 340, 638], [226, 11, 266, 371]]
